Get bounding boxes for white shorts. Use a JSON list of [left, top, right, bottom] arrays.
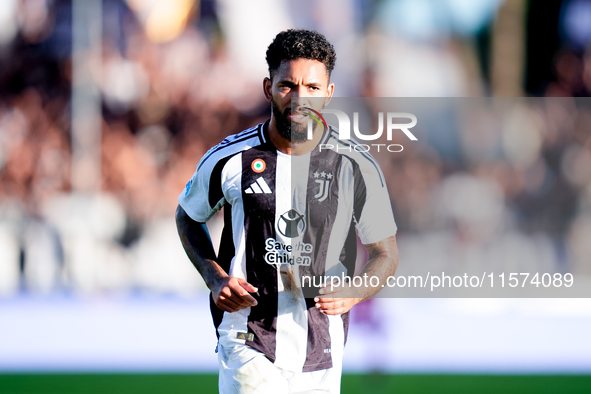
[[217, 343, 342, 394]]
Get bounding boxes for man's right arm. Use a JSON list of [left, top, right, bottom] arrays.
[[175, 204, 258, 312]]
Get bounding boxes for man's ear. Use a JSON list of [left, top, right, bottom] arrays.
[[263, 77, 273, 103], [324, 82, 335, 106]]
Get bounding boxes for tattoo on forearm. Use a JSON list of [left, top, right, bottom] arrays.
[[176, 205, 225, 290], [355, 236, 399, 301]]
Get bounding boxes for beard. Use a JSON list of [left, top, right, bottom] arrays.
[[271, 97, 309, 143]]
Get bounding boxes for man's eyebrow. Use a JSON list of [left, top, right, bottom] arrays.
[[276, 80, 322, 85]]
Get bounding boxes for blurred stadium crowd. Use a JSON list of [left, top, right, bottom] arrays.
[[0, 0, 590, 296]]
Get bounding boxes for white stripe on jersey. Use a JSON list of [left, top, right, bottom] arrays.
[[328, 314, 345, 372], [217, 153, 249, 349], [323, 157, 355, 277], [274, 151, 309, 372]]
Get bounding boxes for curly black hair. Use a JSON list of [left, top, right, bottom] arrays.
[[266, 29, 336, 81]]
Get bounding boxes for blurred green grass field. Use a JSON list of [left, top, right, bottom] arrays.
[[1, 374, 591, 394]]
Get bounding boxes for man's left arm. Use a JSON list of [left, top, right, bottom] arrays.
[[314, 234, 399, 315]]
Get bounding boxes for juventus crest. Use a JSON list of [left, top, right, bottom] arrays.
[[313, 171, 332, 202]]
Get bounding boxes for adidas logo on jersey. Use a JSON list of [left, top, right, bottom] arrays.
[[245, 177, 272, 194]]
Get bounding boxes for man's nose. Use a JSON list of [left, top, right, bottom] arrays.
[[290, 85, 310, 106]]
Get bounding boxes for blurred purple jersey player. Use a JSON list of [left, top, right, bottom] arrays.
[[176, 29, 399, 394]]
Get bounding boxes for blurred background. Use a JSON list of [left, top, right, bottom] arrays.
[[1, 0, 591, 392]]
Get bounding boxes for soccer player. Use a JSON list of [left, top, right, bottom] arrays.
[[176, 29, 398, 394]]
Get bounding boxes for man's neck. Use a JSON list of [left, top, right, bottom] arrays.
[[267, 119, 324, 156]]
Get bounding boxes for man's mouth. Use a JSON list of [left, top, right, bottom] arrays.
[[286, 109, 308, 123]]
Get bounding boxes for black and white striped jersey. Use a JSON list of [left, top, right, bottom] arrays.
[[179, 121, 397, 372]]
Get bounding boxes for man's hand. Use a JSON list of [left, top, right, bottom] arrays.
[[314, 235, 398, 315], [176, 205, 259, 313], [314, 282, 360, 315], [211, 276, 259, 313]]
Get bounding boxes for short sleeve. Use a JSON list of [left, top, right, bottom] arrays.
[[178, 154, 227, 223], [354, 163, 397, 245]]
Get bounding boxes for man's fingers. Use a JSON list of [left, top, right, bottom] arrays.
[[314, 297, 351, 309], [218, 304, 239, 313], [313, 297, 352, 316], [238, 279, 259, 294], [315, 294, 354, 304], [225, 291, 255, 308], [229, 281, 258, 306], [218, 295, 242, 310], [216, 297, 239, 313], [322, 308, 344, 315], [213, 277, 258, 312], [315, 300, 340, 310], [217, 286, 253, 309]]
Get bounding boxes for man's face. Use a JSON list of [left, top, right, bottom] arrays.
[[264, 59, 334, 142]]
